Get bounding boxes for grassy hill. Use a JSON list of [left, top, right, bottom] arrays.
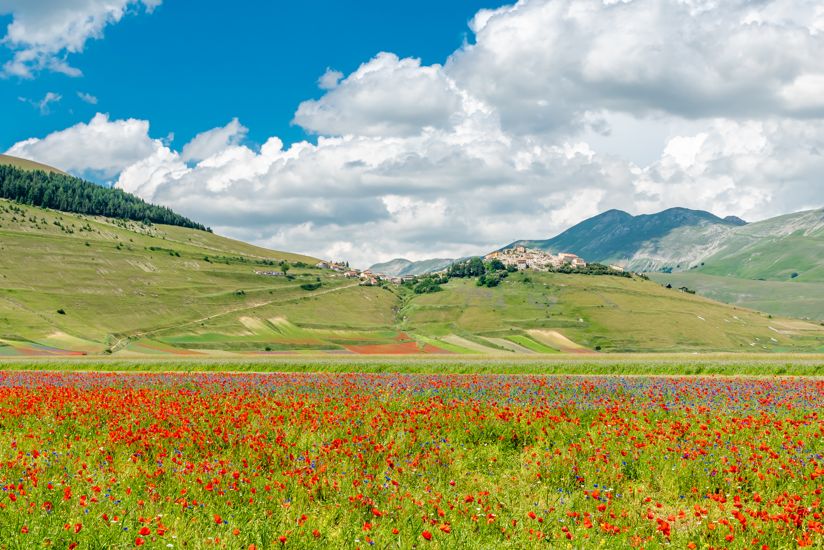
[[403, 272, 824, 353], [1, 199, 823, 356], [648, 272, 824, 322], [694, 209, 824, 282], [650, 209, 824, 320], [0, 154, 67, 175], [0, 198, 403, 356]]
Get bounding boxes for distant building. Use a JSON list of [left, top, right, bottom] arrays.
[[254, 270, 284, 277], [485, 247, 587, 271]]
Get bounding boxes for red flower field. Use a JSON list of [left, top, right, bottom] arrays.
[[0, 371, 821, 548]]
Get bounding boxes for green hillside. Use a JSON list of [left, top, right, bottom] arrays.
[[2, 199, 823, 356], [649, 209, 824, 321], [648, 272, 824, 322], [0, 198, 393, 355], [695, 209, 824, 282], [402, 272, 824, 353]]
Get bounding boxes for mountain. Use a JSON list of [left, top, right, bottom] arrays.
[[369, 257, 454, 276], [512, 207, 746, 270], [0, 154, 67, 175], [515, 206, 822, 321]]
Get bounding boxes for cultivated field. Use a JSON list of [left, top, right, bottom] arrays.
[[0, 357, 823, 548]]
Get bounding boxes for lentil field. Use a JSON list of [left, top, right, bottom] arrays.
[[0, 371, 822, 549]]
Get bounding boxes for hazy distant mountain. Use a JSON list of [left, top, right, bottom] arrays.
[[369, 257, 454, 277], [512, 207, 747, 271]]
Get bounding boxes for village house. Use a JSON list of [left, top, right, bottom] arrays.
[[359, 276, 380, 286]]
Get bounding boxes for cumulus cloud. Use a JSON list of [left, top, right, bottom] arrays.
[[5, 113, 163, 180], [181, 118, 248, 163], [443, 0, 824, 135], [9, 107, 824, 267], [317, 68, 343, 90], [294, 53, 471, 137], [0, 0, 161, 78]]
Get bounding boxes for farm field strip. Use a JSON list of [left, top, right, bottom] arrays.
[[0, 370, 822, 548], [1, 355, 824, 375]]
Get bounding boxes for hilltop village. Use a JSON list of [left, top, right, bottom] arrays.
[[297, 246, 602, 285], [484, 246, 589, 270]]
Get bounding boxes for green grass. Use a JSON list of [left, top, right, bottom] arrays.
[[650, 271, 824, 322], [504, 334, 559, 353], [403, 273, 824, 353], [0, 199, 408, 353], [2, 354, 824, 375], [2, 198, 824, 356]]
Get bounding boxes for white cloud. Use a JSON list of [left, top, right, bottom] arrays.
[[0, 0, 161, 78], [443, 0, 824, 135], [9, 107, 824, 267], [18, 91, 62, 114], [180, 118, 248, 163], [636, 118, 824, 219], [77, 91, 98, 104], [317, 68, 343, 90], [294, 53, 471, 137], [5, 113, 163, 180]]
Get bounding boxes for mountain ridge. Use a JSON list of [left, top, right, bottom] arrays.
[[369, 257, 455, 276], [511, 207, 746, 268]]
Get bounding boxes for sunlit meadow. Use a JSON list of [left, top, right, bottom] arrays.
[[0, 371, 822, 548]]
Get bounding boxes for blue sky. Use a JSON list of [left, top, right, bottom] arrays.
[[1, 1, 504, 153], [2, 1, 823, 266]]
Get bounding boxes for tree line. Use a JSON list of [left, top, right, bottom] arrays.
[[0, 165, 208, 231]]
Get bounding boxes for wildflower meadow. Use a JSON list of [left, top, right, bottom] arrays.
[[0, 371, 821, 548]]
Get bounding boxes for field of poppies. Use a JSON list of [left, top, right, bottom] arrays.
[[0, 371, 822, 548]]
